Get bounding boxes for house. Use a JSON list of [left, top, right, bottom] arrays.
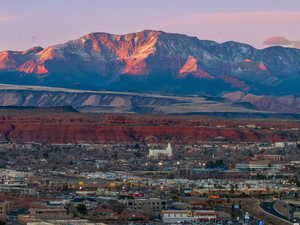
[[118, 211, 149, 222], [89, 208, 116, 220], [274, 142, 285, 148]]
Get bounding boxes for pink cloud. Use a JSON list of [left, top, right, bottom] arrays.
[[263, 36, 300, 48], [263, 36, 292, 46], [0, 16, 12, 22], [294, 41, 300, 48], [159, 11, 300, 48]]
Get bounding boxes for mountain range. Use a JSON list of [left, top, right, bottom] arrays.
[[1, 30, 300, 113]]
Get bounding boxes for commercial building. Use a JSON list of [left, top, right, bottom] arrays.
[[161, 210, 217, 223], [236, 161, 271, 171], [120, 198, 167, 215]]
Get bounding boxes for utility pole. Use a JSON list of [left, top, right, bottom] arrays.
[[288, 201, 290, 222]]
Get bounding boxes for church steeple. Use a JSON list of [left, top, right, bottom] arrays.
[[166, 143, 173, 157]]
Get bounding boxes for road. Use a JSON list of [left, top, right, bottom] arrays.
[[260, 201, 293, 224], [6, 214, 23, 225]]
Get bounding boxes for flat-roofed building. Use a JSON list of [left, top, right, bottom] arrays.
[[161, 210, 217, 223], [120, 198, 167, 215], [254, 154, 284, 161], [29, 207, 72, 220], [236, 161, 271, 171]]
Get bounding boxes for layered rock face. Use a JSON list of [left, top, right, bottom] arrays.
[[0, 30, 300, 95], [0, 112, 299, 144]]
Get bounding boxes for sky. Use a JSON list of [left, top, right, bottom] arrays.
[[0, 0, 300, 51]]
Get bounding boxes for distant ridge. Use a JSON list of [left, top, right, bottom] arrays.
[[0, 83, 298, 114], [0, 106, 78, 113]]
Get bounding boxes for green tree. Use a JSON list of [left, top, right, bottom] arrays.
[[76, 204, 87, 215]]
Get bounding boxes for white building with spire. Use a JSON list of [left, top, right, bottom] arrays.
[[148, 143, 173, 159]]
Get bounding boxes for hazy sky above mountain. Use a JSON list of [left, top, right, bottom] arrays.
[[1, 0, 300, 50]]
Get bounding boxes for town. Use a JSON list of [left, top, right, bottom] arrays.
[[0, 138, 299, 225], [1, 0, 300, 224]]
